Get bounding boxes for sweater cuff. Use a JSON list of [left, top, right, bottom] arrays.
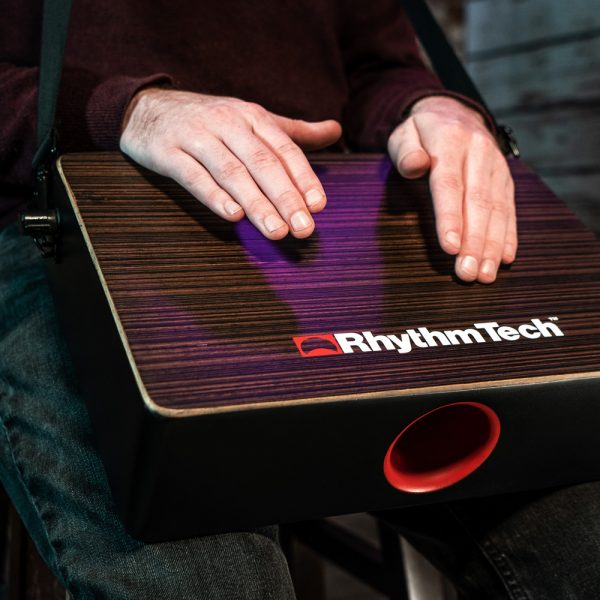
[[345, 68, 497, 152], [397, 89, 497, 137], [57, 71, 173, 152]]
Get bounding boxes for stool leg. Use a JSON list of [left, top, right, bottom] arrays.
[[377, 521, 410, 600], [281, 525, 326, 600]]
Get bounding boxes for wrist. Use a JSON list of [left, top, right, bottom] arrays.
[[409, 95, 487, 128], [121, 86, 168, 133]]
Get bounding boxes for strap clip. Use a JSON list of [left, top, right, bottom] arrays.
[[497, 124, 520, 159], [20, 208, 61, 259], [21, 134, 61, 259]]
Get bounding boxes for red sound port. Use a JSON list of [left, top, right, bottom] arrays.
[[383, 402, 500, 493]]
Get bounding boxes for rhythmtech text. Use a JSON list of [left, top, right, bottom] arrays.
[[292, 318, 564, 358]]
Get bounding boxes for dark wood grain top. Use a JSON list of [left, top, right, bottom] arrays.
[[58, 153, 600, 414]]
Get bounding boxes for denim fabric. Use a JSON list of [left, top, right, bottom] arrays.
[[0, 223, 296, 600], [381, 481, 600, 599], [5, 218, 599, 600]]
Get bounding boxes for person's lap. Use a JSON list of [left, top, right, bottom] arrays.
[[0, 222, 295, 600], [381, 480, 600, 599], [2, 220, 599, 600]]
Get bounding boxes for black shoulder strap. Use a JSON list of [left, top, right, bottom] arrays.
[[34, 0, 73, 158], [401, 0, 519, 158], [32, 0, 73, 203], [21, 0, 72, 257]]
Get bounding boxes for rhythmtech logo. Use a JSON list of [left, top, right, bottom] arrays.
[[292, 317, 564, 358]]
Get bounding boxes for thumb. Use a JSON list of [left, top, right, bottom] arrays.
[[389, 119, 431, 179], [271, 115, 342, 150]]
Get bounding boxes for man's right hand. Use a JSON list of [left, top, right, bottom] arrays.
[[120, 89, 342, 239]]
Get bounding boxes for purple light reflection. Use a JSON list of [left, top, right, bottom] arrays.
[[235, 158, 393, 334]]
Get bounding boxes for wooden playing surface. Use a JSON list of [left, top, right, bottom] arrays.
[[58, 153, 600, 414]]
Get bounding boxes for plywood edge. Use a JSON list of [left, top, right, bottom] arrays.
[[146, 371, 600, 418]]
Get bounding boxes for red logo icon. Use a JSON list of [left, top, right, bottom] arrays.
[[293, 334, 343, 357]]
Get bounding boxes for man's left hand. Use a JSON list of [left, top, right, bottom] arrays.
[[388, 96, 517, 284]]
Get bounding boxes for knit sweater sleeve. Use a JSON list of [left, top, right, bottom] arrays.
[[0, 61, 171, 186], [339, 0, 490, 151]]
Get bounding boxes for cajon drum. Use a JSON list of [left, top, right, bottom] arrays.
[[49, 153, 600, 542]]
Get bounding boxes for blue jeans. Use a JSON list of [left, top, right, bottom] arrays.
[[381, 480, 600, 600], [0, 223, 295, 599]]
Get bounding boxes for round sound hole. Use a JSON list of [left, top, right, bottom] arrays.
[[383, 402, 501, 493]]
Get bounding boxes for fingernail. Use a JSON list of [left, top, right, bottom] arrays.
[[225, 201, 243, 216], [460, 255, 478, 277], [445, 230, 461, 249], [264, 214, 286, 233], [305, 189, 324, 207], [481, 259, 496, 278], [290, 210, 312, 232]]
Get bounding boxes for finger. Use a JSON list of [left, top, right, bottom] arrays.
[[427, 148, 465, 256], [477, 169, 510, 284], [271, 115, 342, 150], [182, 135, 290, 239], [502, 175, 518, 264], [222, 131, 315, 238], [388, 119, 431, 179], [153, 148, 245, 221], [254, 120, 327, 213], [455, 144, 495, 282]]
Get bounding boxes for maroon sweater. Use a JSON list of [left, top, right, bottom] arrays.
[[1, 0, 480, 221]]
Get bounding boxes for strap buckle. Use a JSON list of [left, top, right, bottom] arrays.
[[19, 208, 60, 258], [21, 136, 61, 259], [497, 124, 520, 159]]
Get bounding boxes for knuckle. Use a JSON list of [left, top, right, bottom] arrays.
[[187, 122, 210, 140], [505, 241, 518, 260], [180, 169, 205, 193], [437, 173, 464, 194], [464, 231, 485, 248], [468, 187, 489, 209], [490, 200, 509, 216], [296, 174, 321, 194], [437, 210, 461, 227], [150, 147, 178, 174], [471, 130, 494, 151], [244, 101, 267, 117], [249, 149, 278, 170], [204, 186, 228, 207], [275, 141, 301, 159], [217, 160, 246, 180], [483, 239, 504, 257], [207, 103, 238, 122], [506, 231, 518, 248], [274, 189, 302, 211], [179, 167, 206, 190], [244, 196, 268, 216]]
